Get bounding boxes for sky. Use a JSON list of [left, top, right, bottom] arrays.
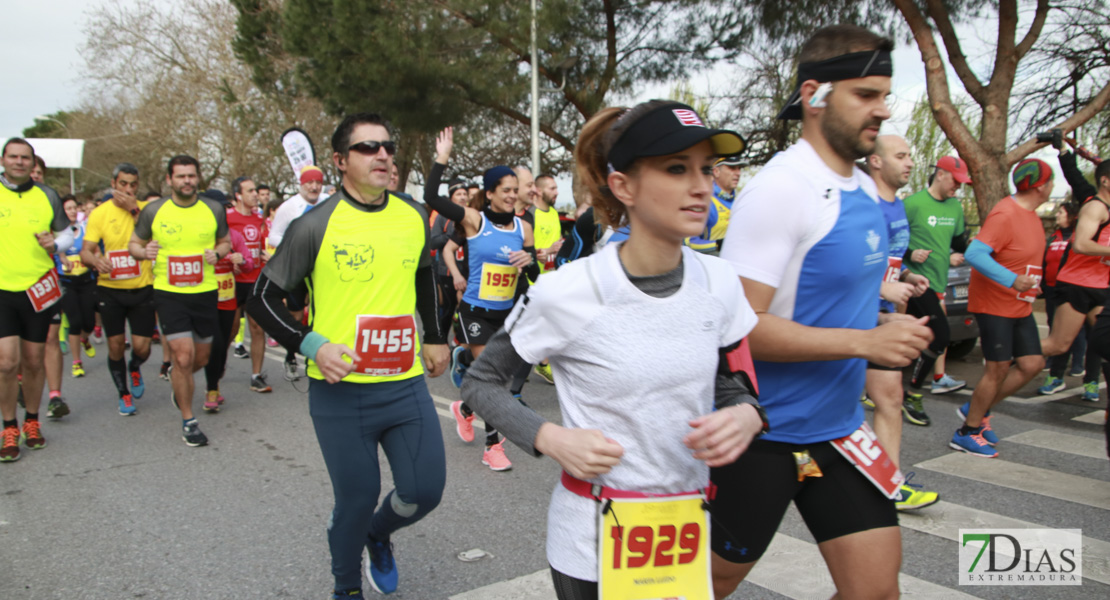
[[0, 1, 1073, 205]]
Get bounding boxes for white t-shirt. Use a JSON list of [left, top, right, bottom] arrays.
[[268, 193, 317, 248], [505, 242, 758, 581]]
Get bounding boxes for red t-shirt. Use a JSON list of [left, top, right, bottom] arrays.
[[968, 197, 1045, 318], [226, 208, 268, 283], [1043, 228, 1071, 287], [1056, 198, 1110, 289]]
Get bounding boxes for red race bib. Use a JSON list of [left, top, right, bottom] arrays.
[[353, 315, 416, 376], [167, 255, 204, 287], [1016, 265, 1042, 303], [830, 421, 905, 499], [883, 257, 903, 283], [26, 269, 61, 313], [107, 249, 141, 280]]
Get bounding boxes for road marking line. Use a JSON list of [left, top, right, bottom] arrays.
[[916, 454, 1110, 510], [1073, 410, 1106, 424], [1004, 429, 1106, 459], [448, 569, 553, 600], [900, 500, 1110, 585]]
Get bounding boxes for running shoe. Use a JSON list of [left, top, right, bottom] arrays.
[[71, 361, 85, 378], [1038, 376, 1066, 395], [1, 425, 21, 462], [91, 326, 104, 344], [931, 374, 966, 394], [949, 428, 998, 457], [283, 355, 299, 382], [534, 363, 555, 385], [364, 537, 398, 594], [1083, 381, 1100, 402], [118, 394, 136, 416], [267, 337, 279, 348], [204, 391, 220, 413], [482, 440, 512, 471], [21, 419, 45, 449], [47, 396, 70, 419], [81, 338, 95, 358], [956, 402, 998, 445], [901, 392, 930, 426], [232, 343, 250, 359], [151, 328, 160, 345], [159, 362, 171, 381], [250, 373, 273, 393], [130, 370, 145, 399], [860, 393, 875, 409], [216, 390, 225, 406], [182, 420, 208, 447], [331, 589, 365, 599], [1069, 367, 1086, 378], [58, 339, 69, 355], [450, 346, 467, 389], [450, 401, 475, 443], [894, 472, 940, 511]]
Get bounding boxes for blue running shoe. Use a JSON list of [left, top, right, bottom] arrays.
[[364, 537, 398, 594], [1083, 381, 1100, 402], [331, 589, 365, 599], [956, 402, 998, 445], [450, 346, 467, 389], [950, 428, 998, 457], [130, 370, 145, 399], [931, 373, 966, 394], [1038, 376, 1065, 395], [118, 394, 137, 416]]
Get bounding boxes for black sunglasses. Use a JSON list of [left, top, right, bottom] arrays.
[[347, 140, 397, 156]]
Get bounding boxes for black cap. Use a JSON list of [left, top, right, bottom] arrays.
[[199, 188, 228, 206], [607, 102, 745, 172]]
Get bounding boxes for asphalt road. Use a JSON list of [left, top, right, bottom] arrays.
[[1, 329, 1107, 600]]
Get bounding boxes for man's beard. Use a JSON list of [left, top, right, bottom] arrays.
[[821, 101, 881, 162]]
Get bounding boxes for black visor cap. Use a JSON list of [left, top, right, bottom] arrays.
[[607, 102, 745, 172]]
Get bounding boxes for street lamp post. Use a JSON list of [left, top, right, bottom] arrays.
[[531, 0, 540, 175], [33, 115, 76, 194]]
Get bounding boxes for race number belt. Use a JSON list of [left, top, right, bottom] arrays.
[[167, 255, 204, 287], [215, 264, 235, 303], [66, 255, 88, 276], [478, 263, 518, 302], [562, 473, 714, 600], [107, 249, 141, 280], [27, 269, 61, 313], [352, 314, 416, 376], [1017, 265, 1042, 303], [829, 421, 905, 499], [883, 257, 903, 283]]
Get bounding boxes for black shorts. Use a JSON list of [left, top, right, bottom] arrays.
[[0, 288, 58, 343], [458, 301, 511, 346], [61, 275, 99, 334], [1055, 281, 1107, 315], [973, 312, 1041, 362], [154, 290, 218, 344], [98, 286, 157, 338], [866, 361, 902, 372], [235, 281, 256, 311], [710, 438, 898, 563]]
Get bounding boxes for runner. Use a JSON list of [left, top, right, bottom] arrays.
[[0, 138, 74, 462], [463, 99, 761, 600], [711, 26, 933, 598], [1039, 202, 1100, 397], [429, 178, 470, 343], [129, 155, 230, 447], [1040, 139, 1110, 402], [952, 159, 1053, 457], [554, 205, 630, 267], [686, 154, 741, 255], [247, 112, 449, 598], [904, 156, 971, 394], [267, 165, 326, 381], [81, 163, 157, 417], [226, 176, 271, 393], [860, 135, 939, 511], [424, 130, 538, 471], [203, 227, 253, 412], [59, 196, 99, 384], [528, 173, 563, 385]]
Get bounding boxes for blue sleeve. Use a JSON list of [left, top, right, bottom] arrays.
[[966, 239, 1017, 288]]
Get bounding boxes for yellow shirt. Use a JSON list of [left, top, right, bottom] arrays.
[[0, 182, 69, 292], [134, 197, 229, 294], [84, 200, 154, 289]]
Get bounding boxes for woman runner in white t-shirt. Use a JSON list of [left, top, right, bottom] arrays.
[[461, 100, 767, 600]]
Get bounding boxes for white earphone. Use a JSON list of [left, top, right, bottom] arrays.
[[809, 82, 833, 108]]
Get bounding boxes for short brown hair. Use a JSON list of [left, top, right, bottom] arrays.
[[799, 24, 893, 64]]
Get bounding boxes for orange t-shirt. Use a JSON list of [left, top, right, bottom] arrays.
[[968, 197, 1045, 318]]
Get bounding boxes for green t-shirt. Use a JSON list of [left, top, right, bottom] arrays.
[[903, 188, 965, 293]]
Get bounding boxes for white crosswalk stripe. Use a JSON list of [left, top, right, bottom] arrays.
[[916, 453, 1110, 510], [1004, 429, 1106, 459], [1073, 409, 1106, 424]]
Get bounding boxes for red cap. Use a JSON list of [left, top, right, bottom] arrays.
[[299, 165, 324, 184], [936, 155, 972, 184]]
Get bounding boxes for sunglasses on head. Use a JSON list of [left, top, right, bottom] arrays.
[[347, 140, 397, 156]]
